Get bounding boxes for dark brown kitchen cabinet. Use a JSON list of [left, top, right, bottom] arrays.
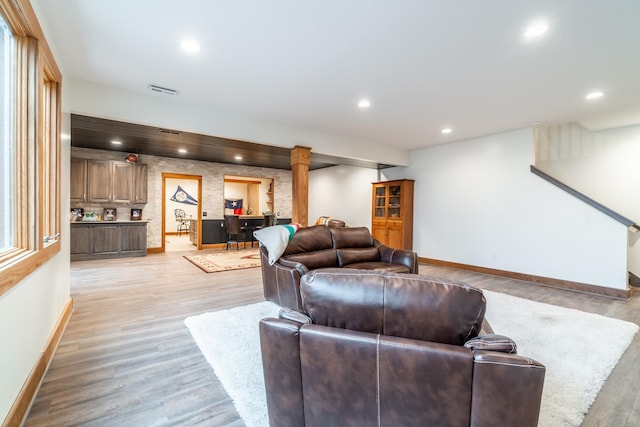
[[70, 158, 87, 203], [87, 160, 113, 202], [81, 159, 146, 204], [133, 163, 148, 204], [70, 222, 147, 261], [112, 161, 134, 203]]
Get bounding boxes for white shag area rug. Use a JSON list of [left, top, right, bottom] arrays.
[[185, 293, 638, 427]]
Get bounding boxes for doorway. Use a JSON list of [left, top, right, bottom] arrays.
[[162, 173, 202, 252]]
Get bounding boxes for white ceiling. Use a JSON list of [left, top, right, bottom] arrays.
[[33, 0, 640, 151]]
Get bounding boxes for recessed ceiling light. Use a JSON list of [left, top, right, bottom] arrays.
[[524, 21, 549, 39], [441, 128, 452, 134], [111, 140, 122, 145], [585, 91, 604, 100], [358, 99, 371, 109], [234, 155, 243, 161], [181, 38, 200, 53], [178, 148, 187, 154]]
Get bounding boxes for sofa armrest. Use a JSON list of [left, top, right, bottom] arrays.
[[377, 244, 418, 273], [278, 258, 310, 277], [279, 308, 312, 325], [464, 334, 517, 354], [471, 350, 545, 427], [260, 318, 305, 427], [261, 247, 305, 311]]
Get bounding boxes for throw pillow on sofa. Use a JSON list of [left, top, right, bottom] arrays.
[[254, 223, 301, 265]]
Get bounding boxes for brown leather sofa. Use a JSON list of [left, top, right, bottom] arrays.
[[260, 225, 418, 311], [260, 269, 545, 427]]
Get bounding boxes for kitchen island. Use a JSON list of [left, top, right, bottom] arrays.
[[70, 220, 148, 261], [189, 216, 291, 247]]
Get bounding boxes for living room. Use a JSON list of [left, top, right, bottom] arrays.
[[2, 1, 640, 426]]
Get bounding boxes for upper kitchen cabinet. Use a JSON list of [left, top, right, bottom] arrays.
[[70, 158, 87, 203], [133, 163, 148, 204], [83, 159, 147, 204], [87, 160, 112, 202], [112, 161, 134, 203]]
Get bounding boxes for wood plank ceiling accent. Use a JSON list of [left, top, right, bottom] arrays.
[[71, 114, 392, 171]]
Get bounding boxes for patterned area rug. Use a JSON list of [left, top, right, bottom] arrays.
[[184, 249, 261, 273]]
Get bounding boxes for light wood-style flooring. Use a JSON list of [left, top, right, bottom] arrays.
[[24, 249, 639, 426]]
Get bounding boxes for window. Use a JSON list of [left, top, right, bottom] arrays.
[[0, 0, 62, 295], [0, 15, 12, 253]]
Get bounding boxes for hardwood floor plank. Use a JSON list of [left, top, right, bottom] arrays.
[[23, 251, 639, 426]]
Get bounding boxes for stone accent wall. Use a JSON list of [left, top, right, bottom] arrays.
[[71, 147, 293, 248]]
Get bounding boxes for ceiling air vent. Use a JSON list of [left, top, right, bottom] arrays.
[[158, 128, 181, 135], [148, 84, 178, 95]]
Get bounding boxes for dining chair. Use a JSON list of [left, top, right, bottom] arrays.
[[174, 209, 191, 236], [224, 215, 246, 250]]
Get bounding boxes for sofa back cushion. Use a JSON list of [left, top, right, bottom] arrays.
[[283, 249, 339, 271], [336, 247, 380, 267], [330, 226, 374, 249], [300, 269, 486, 346], [283, 225, 333, 256]]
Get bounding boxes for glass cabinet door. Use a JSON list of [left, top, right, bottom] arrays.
[[388, 184, 401, 219], [374, 185, 387, 218]]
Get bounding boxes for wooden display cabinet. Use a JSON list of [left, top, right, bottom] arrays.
[[371, 179, 414, 250]]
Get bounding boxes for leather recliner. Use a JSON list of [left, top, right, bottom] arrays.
[[260, 225, 418, 311], [260, 268, 545, 427]]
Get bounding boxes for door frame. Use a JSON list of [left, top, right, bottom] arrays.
[[162, 173, 203, 252]]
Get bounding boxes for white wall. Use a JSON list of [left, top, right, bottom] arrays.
[[309, 165, 379, 228], [383, 128, 629, 290], [536, 122, 640, 277], [67, 78, 411, 167], [537, 123, 640, 224], [0, 112, 72, 422]]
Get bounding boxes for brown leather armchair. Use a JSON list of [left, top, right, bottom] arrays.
[[260, 269, 545, 427], [260, 225, 418, 311]]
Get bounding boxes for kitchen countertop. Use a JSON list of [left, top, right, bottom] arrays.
[[193, 216, 266, 220], [70, 220, 149, 224]]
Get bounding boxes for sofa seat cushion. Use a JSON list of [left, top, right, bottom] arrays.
[[283, 249, 339, 271], [342, 262, 410, 274]]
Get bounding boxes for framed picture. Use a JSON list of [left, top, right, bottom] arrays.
[[70, 208, 84, 222], [130, 208, 142, 220], [103, 208, 117, 221]]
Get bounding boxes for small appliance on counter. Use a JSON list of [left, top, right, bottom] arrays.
[[83, 212, 100, 221]]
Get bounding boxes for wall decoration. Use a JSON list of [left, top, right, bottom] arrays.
[[225, 198, 243, 215], [171, 185, 198, 205], [70, 208, 84, 222], [103, 208, 117, 221], [130, 208, 142, 220]]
